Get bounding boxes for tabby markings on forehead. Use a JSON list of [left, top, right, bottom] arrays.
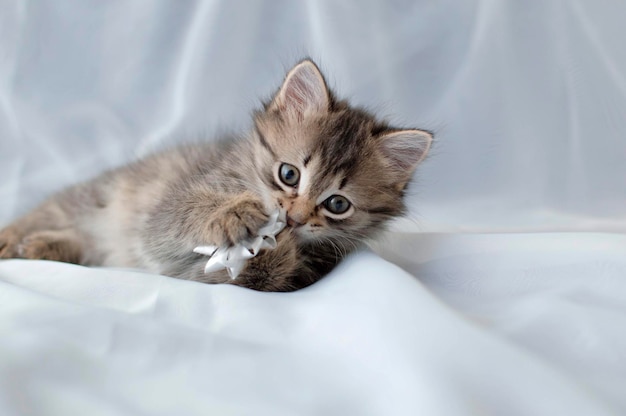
[[256, 128, 276, 157], [366, 207, 397, 216]]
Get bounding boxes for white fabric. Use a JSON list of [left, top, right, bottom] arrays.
[[1, 234, 624, 415], [1, 1, 625, 415]]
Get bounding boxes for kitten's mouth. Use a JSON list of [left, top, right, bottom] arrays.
[[275, 208, 306, 239], [277, 213, 305, 240]]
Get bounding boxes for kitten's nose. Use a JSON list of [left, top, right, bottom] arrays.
[[286, 215, 304, 228]]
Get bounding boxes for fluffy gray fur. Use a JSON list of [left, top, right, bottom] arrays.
[[0, 59, 432, 292]]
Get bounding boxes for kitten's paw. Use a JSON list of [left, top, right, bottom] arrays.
[[17, 230, 82, 264], [0, 227, 21, 259], [208, 197, 269, 246]]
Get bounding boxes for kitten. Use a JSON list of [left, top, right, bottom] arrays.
[[0, 59, 432, 292]]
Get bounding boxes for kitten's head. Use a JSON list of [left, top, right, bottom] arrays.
[[251, 59, 431, 247]]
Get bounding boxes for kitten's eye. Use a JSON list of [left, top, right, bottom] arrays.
[[323, 195, 351, 214], [279, 163, 300, 186]]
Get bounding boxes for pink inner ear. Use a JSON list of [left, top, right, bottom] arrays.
[[284, 75, 313, 111], [380, 130, 432, 173], [276, 62, 329, 116]]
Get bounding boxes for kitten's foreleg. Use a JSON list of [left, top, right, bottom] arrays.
[[143, 188, 272, 272], [148, 188, 270, 251]]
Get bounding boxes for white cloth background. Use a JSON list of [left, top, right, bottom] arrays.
[[0, 1, 625, 415]]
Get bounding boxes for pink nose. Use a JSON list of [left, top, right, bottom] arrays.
[[286, 215, 304, 228]]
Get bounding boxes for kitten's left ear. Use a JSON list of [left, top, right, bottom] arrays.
[[269, 60, 330, 118], [378, 129, 432, 188]]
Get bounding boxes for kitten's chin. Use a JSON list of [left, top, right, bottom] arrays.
[[278, 225, 310, 243], [293, 227, 321, 243]]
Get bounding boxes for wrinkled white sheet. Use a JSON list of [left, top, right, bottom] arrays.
[[1, 233, 624, 415], [1, 1, 626, 415]]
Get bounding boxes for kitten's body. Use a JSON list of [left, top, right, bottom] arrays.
[[0, 60, 432, 291]]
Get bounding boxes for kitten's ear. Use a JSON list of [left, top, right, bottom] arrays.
[[269, 60, 330, 118], [378, 129, 432, 188]]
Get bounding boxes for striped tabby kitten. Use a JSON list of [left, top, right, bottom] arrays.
[[0, 60, 432, 292]]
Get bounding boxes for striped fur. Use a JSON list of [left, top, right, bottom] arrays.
[[0, 60, 432, 292]]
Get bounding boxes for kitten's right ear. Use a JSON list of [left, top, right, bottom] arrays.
[[269, 60, 330, 118], [378, 129, 433, 189]]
